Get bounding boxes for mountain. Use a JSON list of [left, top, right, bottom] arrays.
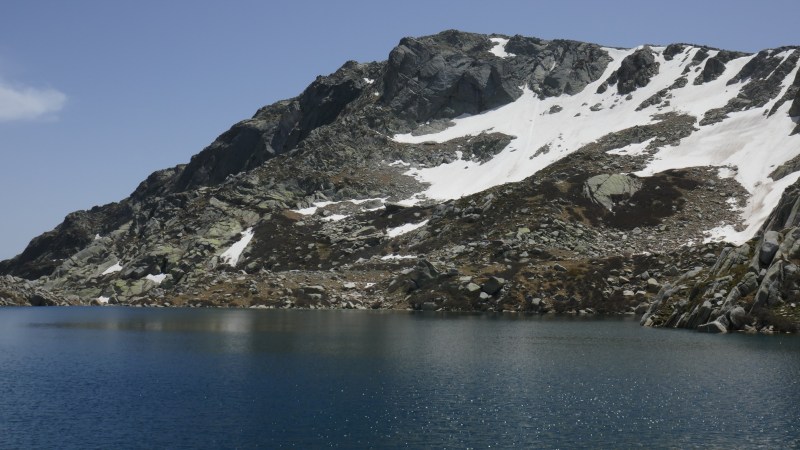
[[2, 30, 799, 333]]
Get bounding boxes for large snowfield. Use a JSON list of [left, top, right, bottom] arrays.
[[393, 42, 800, 245]]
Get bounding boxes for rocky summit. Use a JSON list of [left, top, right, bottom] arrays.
[[2, 30, 800, 334]]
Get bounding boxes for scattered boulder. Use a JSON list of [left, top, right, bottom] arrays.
[[759, 231, 781, 266], [481, 277, 506, 295], [583, 174, 642, 211], [390, 259, 440, 293], [728, 306, 749, 330]]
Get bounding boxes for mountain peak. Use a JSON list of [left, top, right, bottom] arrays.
[[2, 31, 799, 332]]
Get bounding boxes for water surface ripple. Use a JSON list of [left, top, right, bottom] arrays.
[[1, 308, 798, 448]]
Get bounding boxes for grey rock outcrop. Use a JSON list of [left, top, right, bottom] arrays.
[[791, 81, 800, 117], [702, 48, 800, 125], [383, 31, 520, 125], [176, 61, 382, 191], [0, 275, 68, 306], [504, 35, 613, 98], [693, 50, 747, 85], [643, 176, 800, 333], [583, 174, 642, 211], [600, 46, 660, 95], [383, 31, 613, 128]]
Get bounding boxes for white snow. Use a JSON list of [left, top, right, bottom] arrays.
[[94, 234, 101, 240], [386, 220, 429, 237], [703, 172, 800, 244], [389, 45, 800, 244], [101, 262, 123, 275], [95, 296, 109, 304], [364, 77, 375, 84], [489, 38, 514, 58], [219, 227, 255, 267], [145, 273, 167, 284], [292, 198, 388, 218], [606, 138, 655, 156], [380, 254, 418, 260], [350, 197, 387, 205], [717, 167, 736, 179], [322, 214, 348, 222], [725, 197, 742, 210], [636, 54, 800, 244], [293, 201, 335, 216]]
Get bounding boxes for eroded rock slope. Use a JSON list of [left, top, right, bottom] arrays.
[[2, 30, 799, 332]]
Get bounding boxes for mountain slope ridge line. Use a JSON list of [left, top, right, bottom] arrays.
[[1, 30, 799, 334]]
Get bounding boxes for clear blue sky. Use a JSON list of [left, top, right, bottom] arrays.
[[1, 0, 799, 260]]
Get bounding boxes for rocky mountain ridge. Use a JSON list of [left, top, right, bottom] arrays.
[[2, 30, 800, 333]]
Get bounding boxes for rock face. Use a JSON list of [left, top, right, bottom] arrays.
[[693, 50, 747, 85], [583, 174, 642, 211], [176, 61, 384, 192], [643, 177, 800, 334], [0, 275, 69, 306], [503, 35, 613, 98], [1, 30, 799, 333], [383, 31, 520, 125], [701, 48, 800, 125], [599, 46, 660, 94], [791, 86, 800, 117], [383, 31, 612, 128]]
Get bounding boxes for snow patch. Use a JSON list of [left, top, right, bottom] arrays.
[[702, 172, 800, 245], [386, 220, 429, 237], [322, 214, 349, 222], [606, 138, 655, 156], [725, 197, 742, 210], [293, 201, 335, 216], [717, 167, 736, 179], [101, 262, 123, 275], [292, 198, 389, 220], [489, 38, 514, 58], [363, 77, 375, 84], [350, 197, 387, 205], [145, 273, 167, 284], [380, 254, 418, 261], [220, 227, 255, 267], [95, 296, 109, 304]]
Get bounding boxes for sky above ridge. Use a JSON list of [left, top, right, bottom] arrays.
[[1, 0, 799, 259]]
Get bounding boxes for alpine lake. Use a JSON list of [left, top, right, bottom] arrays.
[[1, 307, 798, 448]]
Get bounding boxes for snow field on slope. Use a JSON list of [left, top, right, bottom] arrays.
[[638, 51, 800, 244], [393, 46, 800, 244], [386, 220, 429, 237], [220, 227, 255, 267]]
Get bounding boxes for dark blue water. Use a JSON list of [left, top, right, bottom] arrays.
[[0, 308, 798, 448]]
